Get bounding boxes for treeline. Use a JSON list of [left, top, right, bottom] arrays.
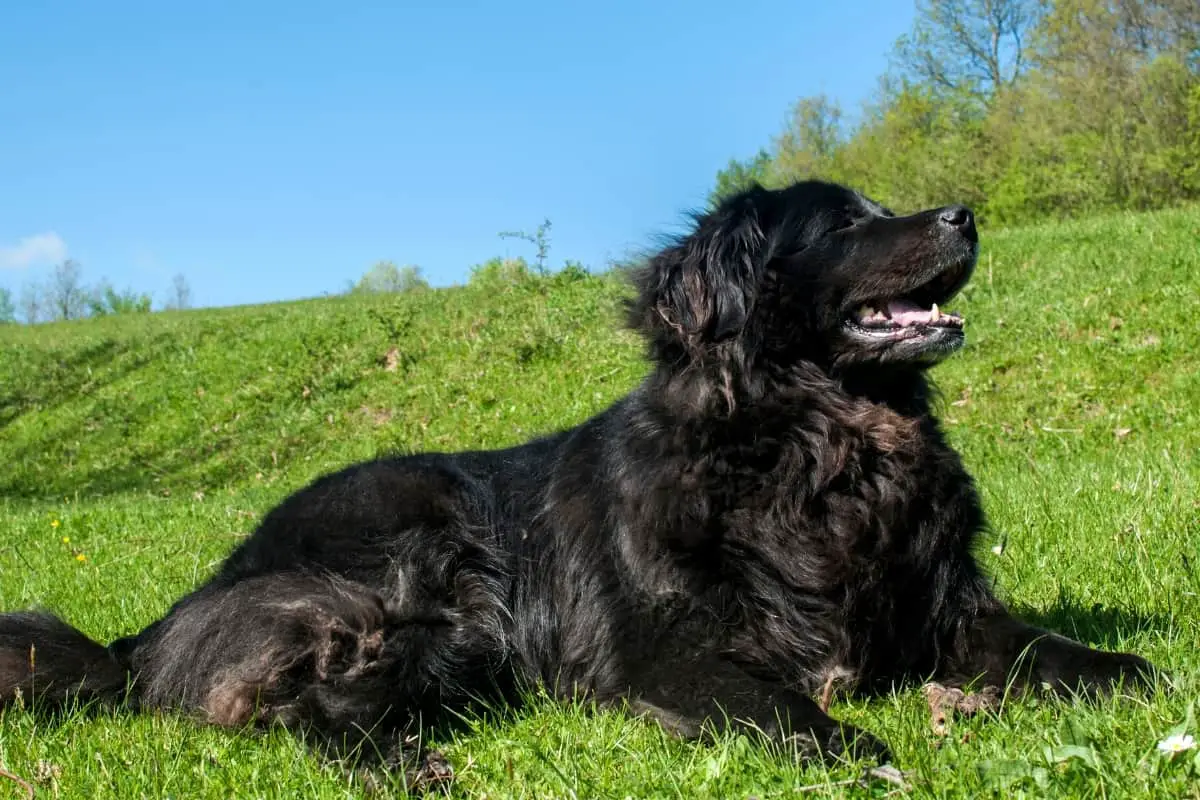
[[0, 260, 192, 324], [712, 0, 1200, 224], [342, 219, 593, 297]]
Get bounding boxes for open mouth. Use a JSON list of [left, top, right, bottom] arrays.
[[848, 299, 963, 334], [844, 260, 970, 341]]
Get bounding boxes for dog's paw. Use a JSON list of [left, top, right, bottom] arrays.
[[403, 750, 455, 794], [786, 721, 892, 765], [355, 737, 455, 796], [1043, 650, 1162, 699], [1104, 652, 1161, 691]]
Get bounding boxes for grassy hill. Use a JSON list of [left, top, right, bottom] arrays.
[[1, 206, 1198, 798], [0, 267, 645, 501]]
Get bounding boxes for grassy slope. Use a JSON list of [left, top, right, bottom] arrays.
[[1, 207, 1199, 798]]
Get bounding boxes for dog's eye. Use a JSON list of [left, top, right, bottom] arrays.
[[824, 218, 858, 235]]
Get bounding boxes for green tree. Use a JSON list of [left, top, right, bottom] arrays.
[[468, 256, 533, 289], [167, 273, 192, 310], [47, 259, 89, 321], [993, 0, 1200, 215], [19, 282, 42, 324], [709, 149, 772, 206], [770, 95, 847, 186], [893, 0, 1042, 102], [708, 0, 1198, 224], [348, 261, 430, 295], [0, 287, 15, 323], [839, 85, 988, 212], [87, 280, 153, 316]]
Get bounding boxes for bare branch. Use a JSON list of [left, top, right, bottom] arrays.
[[893, 0, 1041, 100]]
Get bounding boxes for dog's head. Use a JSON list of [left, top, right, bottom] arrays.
[[628, 180, 977, 378]]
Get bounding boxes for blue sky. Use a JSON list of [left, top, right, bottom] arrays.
[[0, 1, 915, 311]]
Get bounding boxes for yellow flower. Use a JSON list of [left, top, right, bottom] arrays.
[[51, 519, 60, 528], [62, 536, 71, 544], [75, 553, 87, 563]]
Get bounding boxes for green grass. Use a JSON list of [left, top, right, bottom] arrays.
[[2, 206, 1199, 798]]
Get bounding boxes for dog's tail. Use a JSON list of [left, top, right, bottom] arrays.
[[0, 611, 132, 711]]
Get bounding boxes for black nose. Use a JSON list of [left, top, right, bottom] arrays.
[[938, 205, 974, 230]]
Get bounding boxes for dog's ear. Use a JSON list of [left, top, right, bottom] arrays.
[[632, 189, 768, 350]]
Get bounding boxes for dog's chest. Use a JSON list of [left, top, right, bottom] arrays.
[[723, 405, 934, 551], [710, 407, 974, 606], [715, 414, 979, 682]]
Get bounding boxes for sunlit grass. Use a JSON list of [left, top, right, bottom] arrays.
[[2, 205, 1198, 797]]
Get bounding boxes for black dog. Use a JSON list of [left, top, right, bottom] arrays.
[[1, 180, 1156, 775]]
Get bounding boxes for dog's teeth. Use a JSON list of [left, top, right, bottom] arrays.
[[858, 305, 875, 318], [930, 303, 941, 322]]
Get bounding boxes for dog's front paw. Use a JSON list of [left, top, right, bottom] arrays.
[[787, 721, 892, 765], [1042, 648, 1162, 698]]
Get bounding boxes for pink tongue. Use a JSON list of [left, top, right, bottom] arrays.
[[886, 298, 932, 326]]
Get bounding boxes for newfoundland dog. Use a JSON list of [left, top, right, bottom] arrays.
[[1, 180, 1156, 779]]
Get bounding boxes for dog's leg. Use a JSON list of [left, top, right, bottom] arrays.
[[622, 652, 890, 764], [123, 570, 508, 786], [947, 610, 1158, 697]]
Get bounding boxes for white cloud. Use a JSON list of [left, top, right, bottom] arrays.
[[0, 232, 68, 270]]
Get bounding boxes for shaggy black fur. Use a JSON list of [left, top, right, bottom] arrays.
[[1, 180, 1158, 774]]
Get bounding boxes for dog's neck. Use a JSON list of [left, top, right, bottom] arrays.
[[642, 357, 935, 423], [835, 365, 936, 418]]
